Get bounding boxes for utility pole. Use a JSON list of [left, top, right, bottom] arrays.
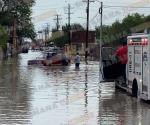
[[68, 3, 71, 29], [43, 23, 49, 47], [66, 3, 73, 45], [99, 2, 103, 81], [83, 0, 94, 64], [44, 28, 47, 46], [45, 23, 50, 41], [54, 14, 61, 31], [99, 2, 103, 59], [85, 0, 90, 64]]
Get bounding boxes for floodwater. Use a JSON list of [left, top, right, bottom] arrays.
[[0, 51, 150, 125]]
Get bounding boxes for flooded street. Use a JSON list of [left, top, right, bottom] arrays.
[[0, 51, 150, 125]]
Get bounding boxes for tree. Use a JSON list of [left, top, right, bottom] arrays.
[[52, 34, 68, 47], [122, 13, 144, 33], [0, 0, 36, 40], [95, 13, 150, 46], [50, 23, 84, 47], [17, 23, 36, 40], [62, 23, 84, 33]]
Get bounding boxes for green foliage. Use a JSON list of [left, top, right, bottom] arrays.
[[0, 25, 8, 47], [62, 23, 84, 33], [52, 34, 69, 47], [122, 13, 144, 32], [17, 23, 36, 40], [96, 13, 150, 46], [51, 23, 84, 47], [0, 0, 36, 39]]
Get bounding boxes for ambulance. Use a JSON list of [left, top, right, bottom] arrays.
[[127, 34, 150, 100]]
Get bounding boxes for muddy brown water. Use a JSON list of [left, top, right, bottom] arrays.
[[0, 51, 149, 125]]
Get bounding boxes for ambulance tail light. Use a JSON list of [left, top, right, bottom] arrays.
[[145, 38, 148, 45], [128, 38, 148, 45], [128, 39, 133, 45], [141, 38, 148, 45]]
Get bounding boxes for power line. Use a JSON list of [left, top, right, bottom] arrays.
[[90, 11, 99, 21], [104, 5, 150, 9], [53, 14, 62, 31]]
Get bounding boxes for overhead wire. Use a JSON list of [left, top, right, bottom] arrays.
[[33, 2, 150, 29], [86, 3, 150, 28], [103, 5, 150, 9]]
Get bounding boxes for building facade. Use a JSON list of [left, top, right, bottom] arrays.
[[70, 30, 96, 56]]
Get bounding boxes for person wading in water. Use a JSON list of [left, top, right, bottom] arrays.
[[74, 52, 80, 69]]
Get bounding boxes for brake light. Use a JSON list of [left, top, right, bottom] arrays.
[[128, 38, 148, 46], [142, 38, 145, 42], [128, 39, 132, 45], [141, 38, 148, 45]]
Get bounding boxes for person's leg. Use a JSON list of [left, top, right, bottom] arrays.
[[75, 63, 78, 68], [124, 64, 126, 84], [75, 63, 79, 68], [122, 64, 126, 86], [62, 59, 65, 65], [78, 63, 80, 68]]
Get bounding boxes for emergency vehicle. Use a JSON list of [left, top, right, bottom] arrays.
[[127, 34, 150, 100]]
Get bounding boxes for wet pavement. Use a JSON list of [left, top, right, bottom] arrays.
[[0, 51, 150, 125]]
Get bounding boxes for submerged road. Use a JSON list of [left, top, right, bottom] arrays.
[[0, 51, 150, 125]]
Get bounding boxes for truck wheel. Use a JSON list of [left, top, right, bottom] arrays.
[[132, 79, 138, 97]]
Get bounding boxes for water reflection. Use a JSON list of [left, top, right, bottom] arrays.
[[0, 58, 31, 124], [99, 85, 150, 125], [0, 51, 149, 125]]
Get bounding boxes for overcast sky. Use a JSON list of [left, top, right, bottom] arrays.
[[32, 0, 150, 31]]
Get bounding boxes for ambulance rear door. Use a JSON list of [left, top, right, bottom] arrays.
[[142, 37, 149, 98], [128, 36, 149, 97], [133, 41, 143, 93]]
